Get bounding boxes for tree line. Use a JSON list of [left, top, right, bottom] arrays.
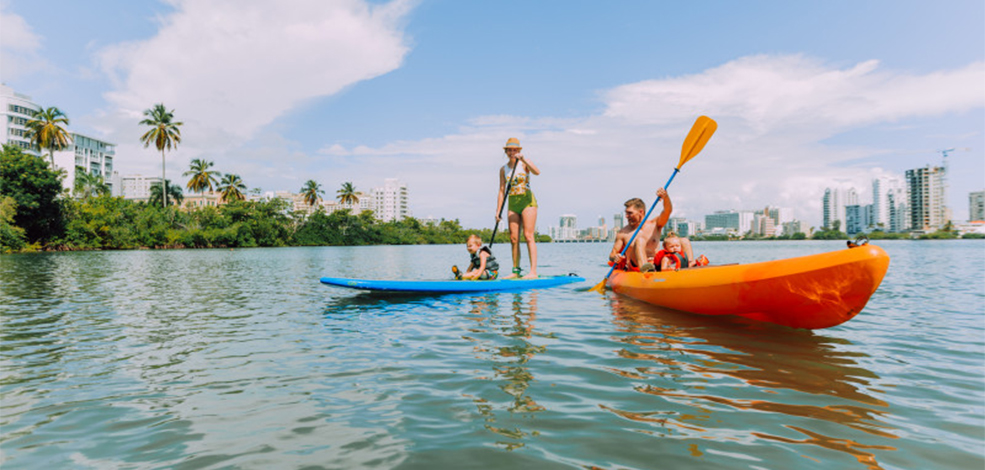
[[3, 100, 554, 253], [2, 144, 542, 253]]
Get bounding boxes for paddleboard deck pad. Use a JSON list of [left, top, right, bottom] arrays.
[[320, 274, 584, 293]]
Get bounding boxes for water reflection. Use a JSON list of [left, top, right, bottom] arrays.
[[605, 296, 899, 468], [463, 291, 546, 450]]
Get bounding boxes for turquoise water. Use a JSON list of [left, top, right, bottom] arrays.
[[1, 241, 983, 469]]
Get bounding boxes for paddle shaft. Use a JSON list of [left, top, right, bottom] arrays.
[[602, 167, 681, 280], [489, 159, 520, 248]]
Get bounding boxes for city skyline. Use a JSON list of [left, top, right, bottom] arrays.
[[2, 1, 983, 231]]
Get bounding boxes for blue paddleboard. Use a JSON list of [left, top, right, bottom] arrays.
[[320, 274, 585, 293]]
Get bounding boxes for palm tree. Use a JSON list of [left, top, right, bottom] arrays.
[[25, 107, 72, 168], [183, 158, 220, 194], [301, 180, 324, 208], [337, 182, 359, 205], [139, 104, 183, 209], [217, 173, 246, 203], [73, 169, 110, 199], [149, 180, 184, 207]]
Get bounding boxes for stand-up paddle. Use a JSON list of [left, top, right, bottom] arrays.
[[589, 116, 717, 294], [488, 147, 520, 251]]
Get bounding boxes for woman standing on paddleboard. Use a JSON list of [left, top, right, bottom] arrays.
[[496, 138, 541, 279]]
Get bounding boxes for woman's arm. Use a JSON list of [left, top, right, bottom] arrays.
[[496, 167, 506, 221], [519, 154, 540, 176]]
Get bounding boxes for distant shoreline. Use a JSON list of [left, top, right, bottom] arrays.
[[5, 235, 981, 255]]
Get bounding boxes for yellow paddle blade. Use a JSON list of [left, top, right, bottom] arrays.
[[678, 116, 717, 169], [588, 278, 607, 294]]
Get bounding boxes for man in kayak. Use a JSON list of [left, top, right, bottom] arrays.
[[453, 234, 500, 280], [608, 188, 681, 269]]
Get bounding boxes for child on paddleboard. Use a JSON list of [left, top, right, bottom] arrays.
[[453, 234, 500, 280]]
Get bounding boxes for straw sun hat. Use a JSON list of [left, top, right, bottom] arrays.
[[503, 137, 522, 149]]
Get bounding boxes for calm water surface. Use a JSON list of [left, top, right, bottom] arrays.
[[1, 241, 983, 469]]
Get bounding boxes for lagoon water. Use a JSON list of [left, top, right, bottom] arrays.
[[1, 241, 983, 469]]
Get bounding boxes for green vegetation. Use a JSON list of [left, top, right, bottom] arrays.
[[218, 174, 246, 203], [337, 182, 358, 205], [149, 180, 184, 207], [301, 180, 324, 208], [184, 158, 220, 193], [139, 103, 183, 208], [25, 106, 71, 168], [0, 145, 64, 243], [918, 230, 959, 240], [811, 220, 848, 240], [1, 196, 30, 253], [74, 169, 111, 199], [865, 230, 909, 240], [0, 144, 547, 252]]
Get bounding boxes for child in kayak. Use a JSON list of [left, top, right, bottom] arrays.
[[452, 234, 500, 280], [650, 232, 708, 272]]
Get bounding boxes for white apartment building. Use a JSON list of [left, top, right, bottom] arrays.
[[822, 187, 859, 231], [323, 191, 373, 215], [53, 133, 118, 196], [1, 84, 41, 156], [120, 175, 162, 201], [872, 176, 904, 229], [372, 178, 409, 222], [552, 214, 577, 241]]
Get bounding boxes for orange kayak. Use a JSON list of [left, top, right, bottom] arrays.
[[608, 244, 890, 329]]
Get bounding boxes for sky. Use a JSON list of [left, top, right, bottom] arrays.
[[2, 0, 983, 231]]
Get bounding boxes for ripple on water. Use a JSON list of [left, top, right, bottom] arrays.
[[1, 243, 983, 469]]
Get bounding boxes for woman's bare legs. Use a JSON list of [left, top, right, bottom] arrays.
[[504, 211, 522, 279], [521, 206, 538, 278]]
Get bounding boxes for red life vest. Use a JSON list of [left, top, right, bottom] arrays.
[[653, 250, 688, 271]]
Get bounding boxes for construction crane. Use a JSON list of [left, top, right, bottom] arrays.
[[937, 147, 970, 176]]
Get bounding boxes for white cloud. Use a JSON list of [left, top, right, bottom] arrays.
[[603, 55, 984, 135], [96, 0, 412, 147], [0, 2, 51, 80], [315, 55, 984, 230]]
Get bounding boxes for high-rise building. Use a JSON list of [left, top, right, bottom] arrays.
[[969, 191, 985, 222], [612, 213, 624, 230], [556, 214, 577, 241], [1, 84, 41, 156], [872, 176, 903, 230], [372, 178, 409, 222], [53, 133, 118, 196], [845, 204, 875, 235], [822, 187, 858, 232], [906, 165, 948, 231]]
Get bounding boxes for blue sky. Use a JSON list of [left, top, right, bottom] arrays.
[[2, 0, 983, 231]]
